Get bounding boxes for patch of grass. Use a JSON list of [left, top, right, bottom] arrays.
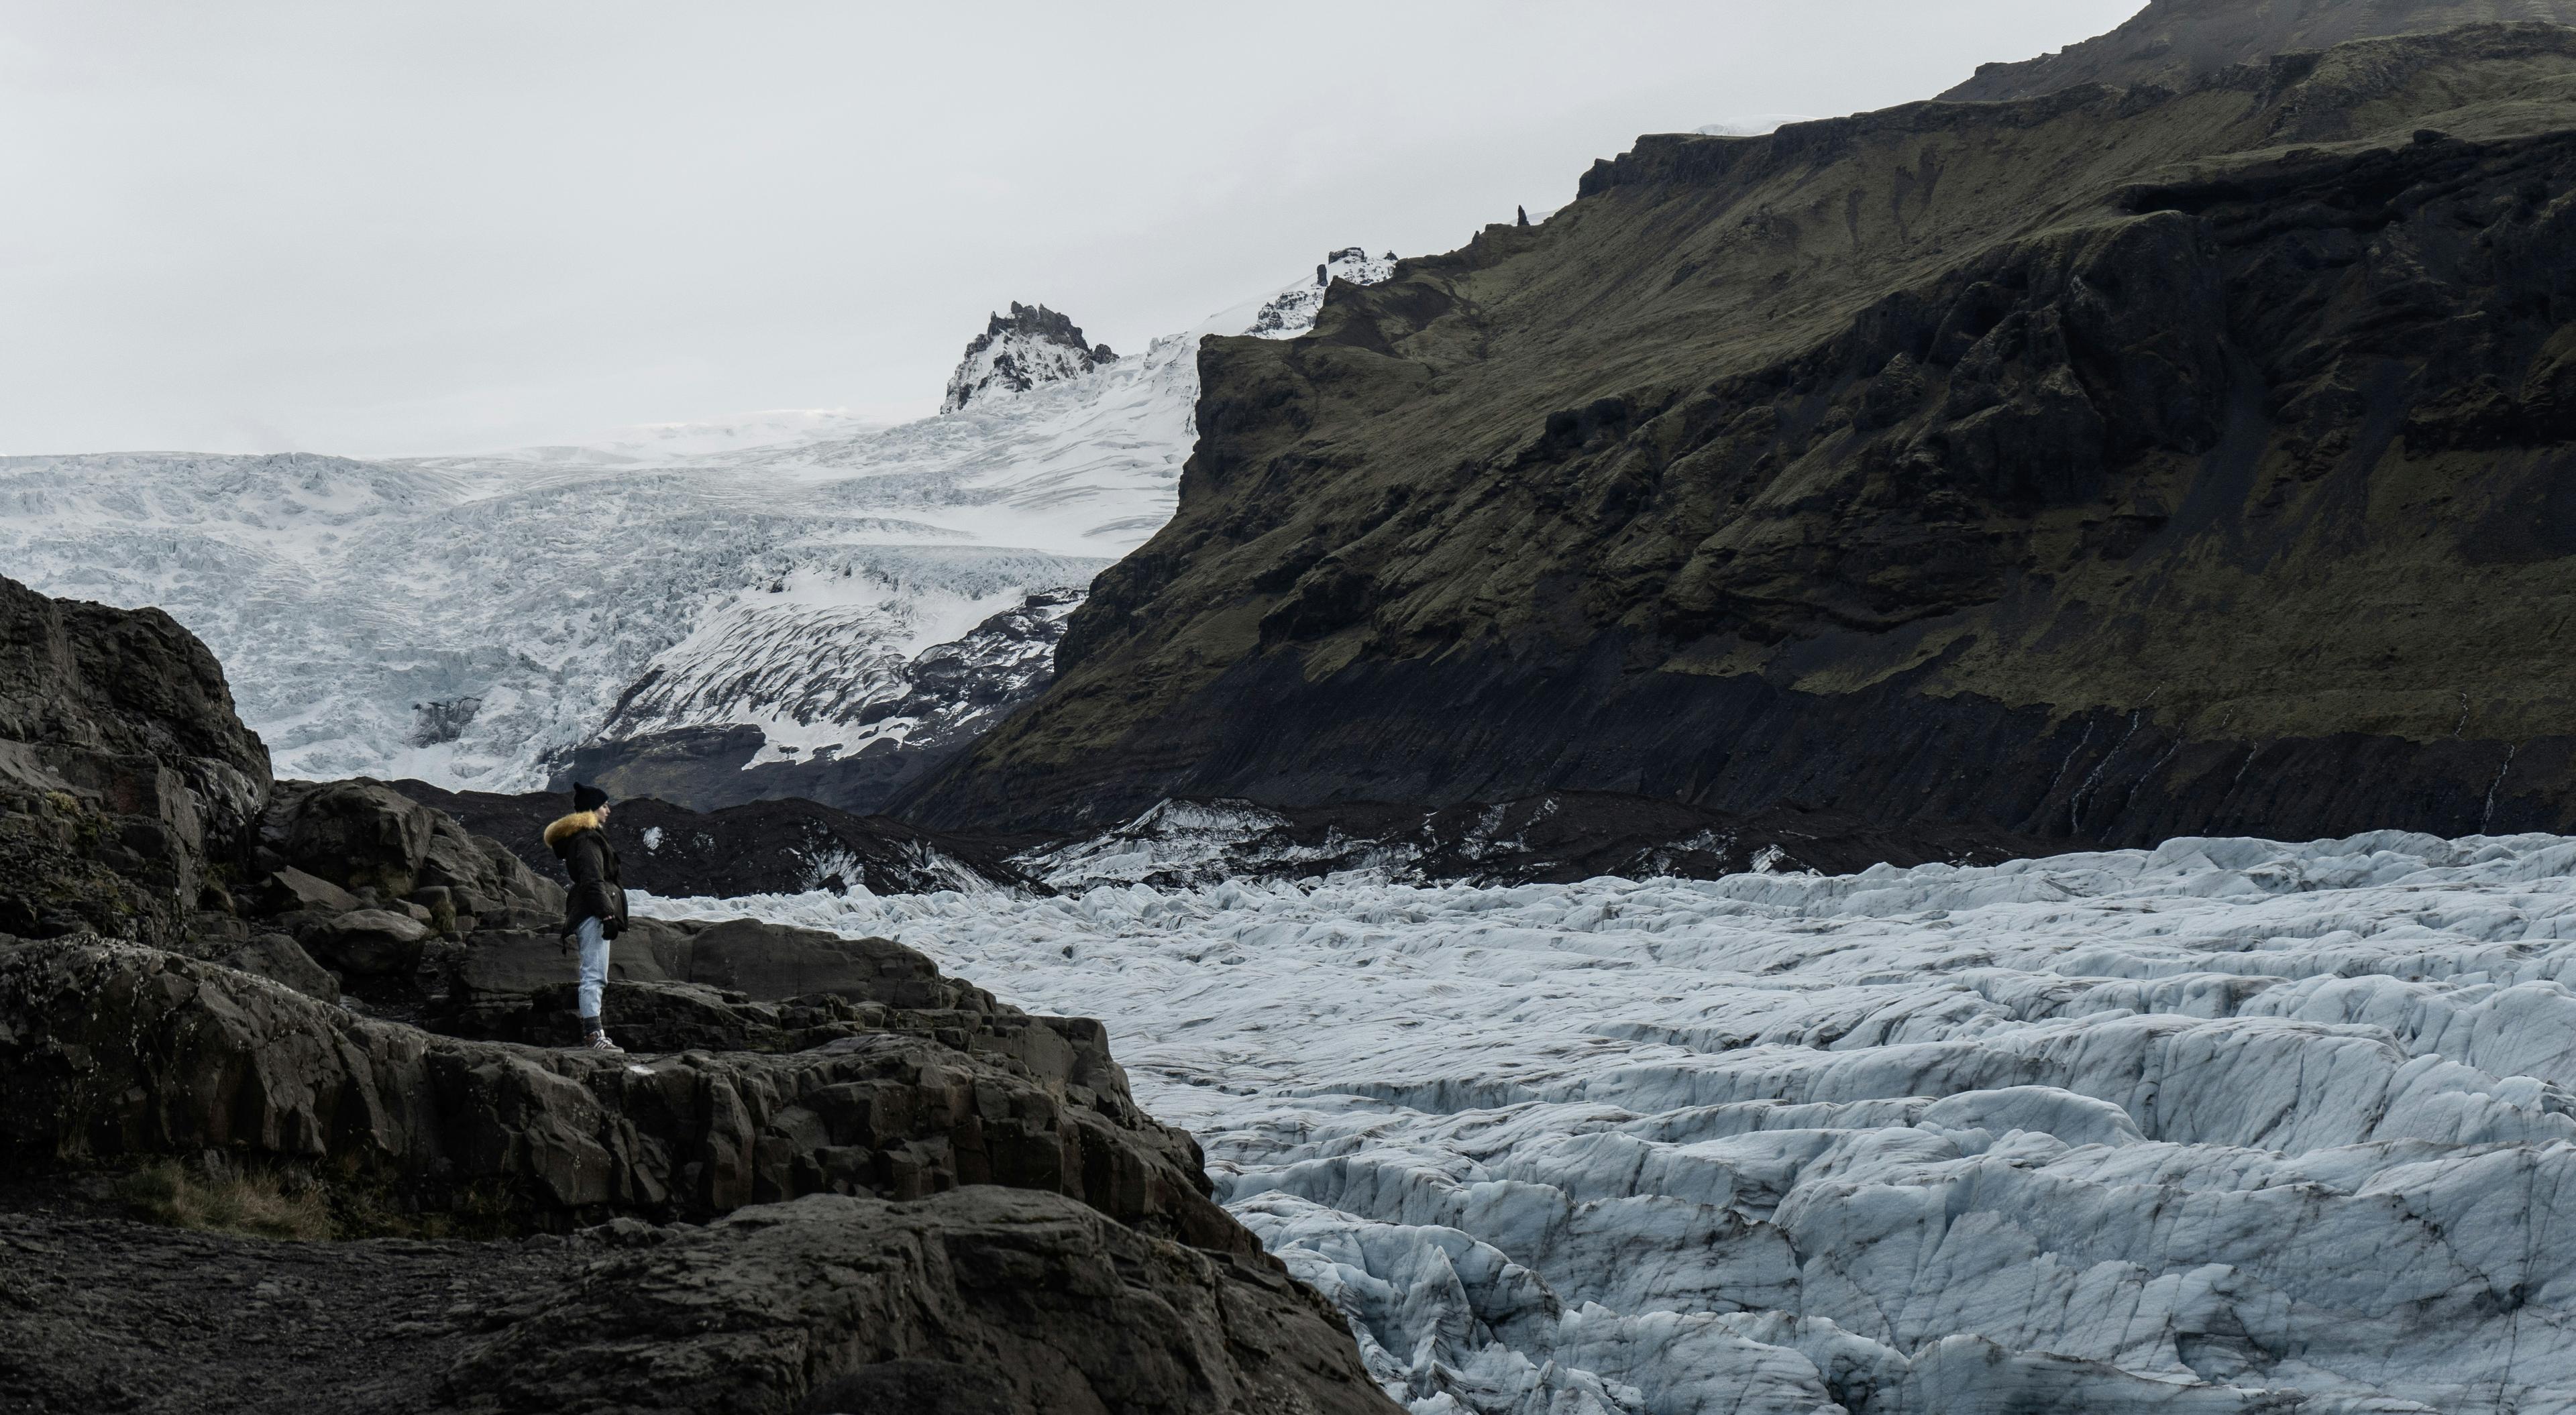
[[119, 1160, 336, 1241]]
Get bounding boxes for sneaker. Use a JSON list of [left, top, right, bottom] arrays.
[[581, 1031, 625, 1054]]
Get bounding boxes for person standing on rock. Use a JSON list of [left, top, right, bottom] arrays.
[[545, 783, 629, 1052]]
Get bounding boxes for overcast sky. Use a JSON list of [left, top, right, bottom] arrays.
[[0, 1, 2145, 457]]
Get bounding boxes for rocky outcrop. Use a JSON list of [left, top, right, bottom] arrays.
[[0, 936, 1237, 1247], [0, 1190, 1397, 1415], [908, 23, 2576, 848], [0, 575, 271, 943], [392, 780, 1033, 897], [445, 1190, 1395, 1415], [0, 573, 1396, 1413], [1942, 0, 2576, 102], [943, 302, 1119, 414]]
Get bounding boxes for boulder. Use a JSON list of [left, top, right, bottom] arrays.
[[272, 779, 432, 897], [308, 907, 430, 977], [419, 811, 563, 915], [686, 918, 996, 1011], [217, 931, 340, 1004], [260, 865, 361, 917], [409, 883, 459, 935], [0, 937, 1237, 1245], [443, 1190, 1400, 1415]]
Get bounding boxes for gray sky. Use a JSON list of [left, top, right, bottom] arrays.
[[0, 1, 2145, 457]]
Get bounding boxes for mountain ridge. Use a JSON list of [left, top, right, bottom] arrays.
[[907, 21, 2576, 842], [1943, 0, 2576, 101]]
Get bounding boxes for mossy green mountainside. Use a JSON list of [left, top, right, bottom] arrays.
[[910, 21, 2576, 843]]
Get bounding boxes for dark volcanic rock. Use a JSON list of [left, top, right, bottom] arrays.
[[262, 777, 566, 925], [0, 574, 272, 943], [0, 1190, 1397, 1415], [0, 1200, 581, 1415], [215, 931, 341, 1003], [906, 25, 2576, 849], [309, 906, 431, 977], [1024, 792, 2056, 889], [1942, 0, 2576, 103], [392, 779, 1033, 897], [0, 936, 1240, 1246], [445, 1189, 1395, 1415], [429, 915, 1078, 1059]]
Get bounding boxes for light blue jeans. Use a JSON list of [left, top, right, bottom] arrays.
[[574, 915, 610, 1025]]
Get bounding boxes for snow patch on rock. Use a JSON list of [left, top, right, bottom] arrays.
[[1246, 247, 1399, 340], [941, 302, 1119, 415]]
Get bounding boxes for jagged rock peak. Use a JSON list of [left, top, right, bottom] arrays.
[[941, 301, 1118, 414]]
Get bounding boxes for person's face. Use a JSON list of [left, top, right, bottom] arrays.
[[596, 803, 612, 823]]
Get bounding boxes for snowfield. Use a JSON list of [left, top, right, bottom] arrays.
[[0, 251, 1389, 793], [640, 830, 2576, 1414]]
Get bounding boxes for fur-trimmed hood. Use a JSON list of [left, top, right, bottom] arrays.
[[544, 810, 603, 852]]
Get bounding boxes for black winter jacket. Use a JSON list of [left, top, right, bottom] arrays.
[[545, 813, 628, 940]]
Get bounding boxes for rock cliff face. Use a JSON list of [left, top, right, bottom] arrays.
[[1944, 0, 2576, 101], [0, 575, 271, 942], [0, 936, 1236, 1244], [910, 22, 2576, 846]]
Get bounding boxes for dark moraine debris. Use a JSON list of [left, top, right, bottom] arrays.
[[1022, 791, 2060, 889], [390, 779, 1034, 897]]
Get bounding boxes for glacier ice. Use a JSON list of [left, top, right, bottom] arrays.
[[639, 830, 2576, 1413], [0, 253, 1391, 791]]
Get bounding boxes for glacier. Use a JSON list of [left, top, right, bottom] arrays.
[[637, 830, 2576, 1414], [0, 252, 1389, 794]]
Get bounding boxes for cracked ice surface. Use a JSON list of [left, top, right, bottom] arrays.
[[636, 830, 2576, 1414]]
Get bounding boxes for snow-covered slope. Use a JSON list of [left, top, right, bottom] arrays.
[[0, 251, 1393, 794], [1245, 247, 1398, 339], [644, 829, 2576, 1414], [411, 408, 892, 469]]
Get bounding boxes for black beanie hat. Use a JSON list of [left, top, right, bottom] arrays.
[[573, 782, 609, 813]]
